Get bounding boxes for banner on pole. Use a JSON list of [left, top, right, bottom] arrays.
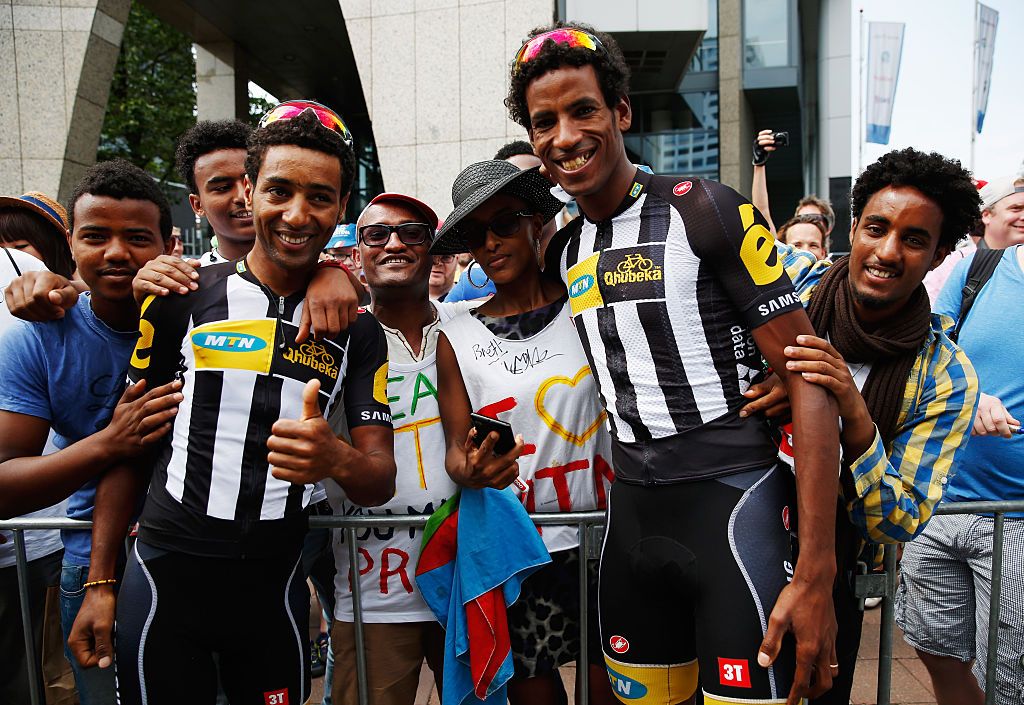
[[865, 22, 905, 145], [974, 3, 998, 134]]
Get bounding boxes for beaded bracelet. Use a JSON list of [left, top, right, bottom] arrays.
[[82, 578, 118, 589]]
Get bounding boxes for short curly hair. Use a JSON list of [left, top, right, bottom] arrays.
[[175, 120, 252, 193], [851, 147, 980, 252], [506, 22, 631, 130], [494, 140, 535, 161], [245, 109, 356, 197], [68, 159, 173, 241]]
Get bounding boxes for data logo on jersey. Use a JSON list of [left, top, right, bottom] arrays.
[[737, 203, 782, 285]]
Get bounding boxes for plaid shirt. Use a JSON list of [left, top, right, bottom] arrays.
[[781, 245, 979, 553]]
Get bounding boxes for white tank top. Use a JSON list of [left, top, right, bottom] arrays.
[[330, 303, 459, 622], [441, 300, 613, 553]]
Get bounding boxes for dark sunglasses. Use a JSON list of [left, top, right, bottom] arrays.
[[358, 222, 433, 247], [464, 211, 535, 249]]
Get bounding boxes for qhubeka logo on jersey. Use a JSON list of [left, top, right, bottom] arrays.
[[567, 245, 666, 316]]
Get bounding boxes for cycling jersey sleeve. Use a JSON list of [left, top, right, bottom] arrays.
[[340, 311, 392, 429], [544, 223, 575, 277], [684, 179, 803, 329], [129, 294, 190, 388]]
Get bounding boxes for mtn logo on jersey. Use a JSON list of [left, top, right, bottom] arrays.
[[673, 181, 692, 196], [609, 635, 630, 654], [569, 273, 596, 298], [606, 667, 648, 700], [737, 202, 783, 285], [567, 252, 605, 316], [193, 332, 268, 352]]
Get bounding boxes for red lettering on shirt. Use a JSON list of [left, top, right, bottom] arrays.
[[475, 397, 536, 455], [380, 547, 413, 595], [535, 459, 591, 512], [592, 454, 615, 510]]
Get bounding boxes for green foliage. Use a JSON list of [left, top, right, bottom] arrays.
[[248, 94, 275, 127], [98, 3, 196, 185]]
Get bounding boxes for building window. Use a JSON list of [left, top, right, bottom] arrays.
[[744, 0, 790, 68]]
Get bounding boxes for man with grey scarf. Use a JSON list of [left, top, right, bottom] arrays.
[[741, 147, 982, 704]]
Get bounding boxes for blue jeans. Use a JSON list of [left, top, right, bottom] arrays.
[[60, 561, 116, 705]]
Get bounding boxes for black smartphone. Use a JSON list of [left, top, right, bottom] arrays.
[[773, 131, 790, 147], [470, 413, 516, 455]]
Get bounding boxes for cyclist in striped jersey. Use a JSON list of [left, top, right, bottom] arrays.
[[68, 104, 396, 705], [507, 24, 841, 705]]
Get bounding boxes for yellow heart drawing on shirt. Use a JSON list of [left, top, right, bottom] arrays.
[[534, 366, 607, 447]]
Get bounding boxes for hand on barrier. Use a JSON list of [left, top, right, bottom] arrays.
[[758, 579, 838, 704], [4, 270, 79, 321], [68, 585, 116, 669], [132, 254, 200, 304]]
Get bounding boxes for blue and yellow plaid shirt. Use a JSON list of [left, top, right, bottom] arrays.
[[781, 245, 979, 553]]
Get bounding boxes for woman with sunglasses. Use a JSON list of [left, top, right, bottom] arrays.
[[432, 160, 617, 705]]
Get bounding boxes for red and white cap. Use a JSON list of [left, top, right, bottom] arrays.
[[361, 193, 439, 230]]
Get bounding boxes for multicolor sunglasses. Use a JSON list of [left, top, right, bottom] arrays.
[[258, 100, 353, 147], [513, 28, 605, 73]]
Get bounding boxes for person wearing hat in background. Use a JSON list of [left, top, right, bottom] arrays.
[[924, 174, 1024, 301], [432, 160, 617, 705], [0, 191, 77, 704]]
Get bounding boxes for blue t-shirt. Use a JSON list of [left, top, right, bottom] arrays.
[[445, 261, 496, 302], [0, 294, 140, 564], [935, 245, 1024, 505]]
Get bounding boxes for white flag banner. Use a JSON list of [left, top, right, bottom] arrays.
[[865, 22, 905, 145], [974, 3, 999, 134]]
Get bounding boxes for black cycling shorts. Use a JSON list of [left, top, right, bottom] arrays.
[[599, 465, 798, 704], [114, 540, 310, 705]]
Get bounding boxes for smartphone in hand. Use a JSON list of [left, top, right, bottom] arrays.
[[470, 413, 516, 455]]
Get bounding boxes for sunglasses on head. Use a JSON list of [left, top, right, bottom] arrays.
[[358, 222, 433, 247], [258, 100, 354, 147], [513, 28, 605, 73], [464, 210, 535, 249]]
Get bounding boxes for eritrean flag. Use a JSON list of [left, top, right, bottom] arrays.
[[416, 488, 550, 704]]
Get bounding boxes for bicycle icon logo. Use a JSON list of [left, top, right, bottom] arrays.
[[616, 253, 654, 274]]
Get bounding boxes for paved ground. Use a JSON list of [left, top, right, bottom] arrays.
[[306, 601, 938, 705]]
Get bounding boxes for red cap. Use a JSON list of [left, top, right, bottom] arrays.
[[364, 193, 439, 230]]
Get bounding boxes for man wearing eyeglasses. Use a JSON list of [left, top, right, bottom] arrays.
[[507, 23, 841, 705], [327, 193, 482, 705], [68, 103, 397, 705]]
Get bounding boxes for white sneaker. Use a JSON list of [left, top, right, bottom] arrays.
[[864, 596, 883, 609]]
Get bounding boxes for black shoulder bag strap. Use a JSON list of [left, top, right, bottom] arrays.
[[951, 247, 1004, 343]]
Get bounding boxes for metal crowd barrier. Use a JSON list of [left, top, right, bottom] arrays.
[[2, 501, 1020, 705]]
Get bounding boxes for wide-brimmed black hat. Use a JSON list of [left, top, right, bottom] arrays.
[[430, 160, 565, 255]]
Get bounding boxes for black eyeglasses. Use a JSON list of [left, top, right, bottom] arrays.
[[358, 222, 433, 247], [464, 211, 534, 249], [433, 254, 456, 264]]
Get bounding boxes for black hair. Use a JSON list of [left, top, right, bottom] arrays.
[[851, 148, 980, 252], [0, 209, 75, 278], [494, 140, 536, 161], [507, 22, 631, 130], [174, 120, 252, 193], [67, 159, 173, 241], [245, 109, 356, 196]]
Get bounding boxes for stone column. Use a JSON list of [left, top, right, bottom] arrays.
[[195, 41, 249, 122], [2, 0, 130, 202], [716, 0, 753, 196]]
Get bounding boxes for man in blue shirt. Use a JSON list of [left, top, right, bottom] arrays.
[[897, 244, 1024, 705], [0, 160, 181, 703]]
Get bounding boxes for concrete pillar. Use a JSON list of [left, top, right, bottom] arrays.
[[716, 0, 753, 196], [2, 0, 130, 202], [195, 41, 249, 121]]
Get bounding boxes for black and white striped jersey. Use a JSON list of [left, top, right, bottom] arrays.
[[128, 259, 391, 558], [547, 170, 802, 482]]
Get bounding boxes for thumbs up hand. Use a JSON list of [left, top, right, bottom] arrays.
[[268, 379, 344, 484]]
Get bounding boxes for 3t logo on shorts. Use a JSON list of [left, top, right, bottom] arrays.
[[609, 635, 630, 654], [264, 689, 289, 705], [718, 658, 751, 688]]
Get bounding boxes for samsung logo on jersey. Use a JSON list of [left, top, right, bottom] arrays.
[[757, 292, 799, 317], [606, 668, 648, 699], [569, 274, 595, 298], [360, 410, 393, 423], [192, 332, 267, 352]]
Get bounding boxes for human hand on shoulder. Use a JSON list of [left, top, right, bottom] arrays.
[[4, 270, 81, 321], [740, 372, 790, 419], [296, 264, 361, 343], [132, 255, 200, 306]]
